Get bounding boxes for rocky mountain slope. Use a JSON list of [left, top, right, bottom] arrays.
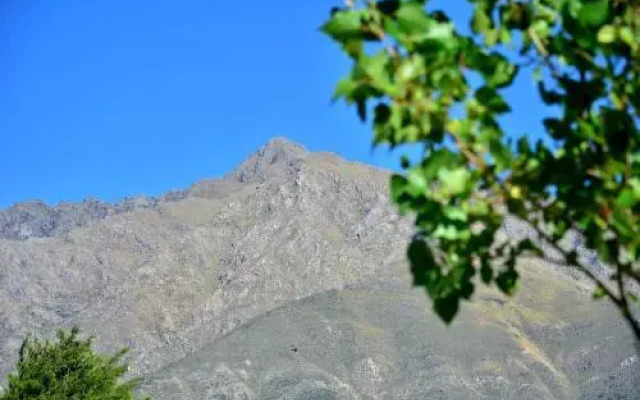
[[0, 138, 638, 399]]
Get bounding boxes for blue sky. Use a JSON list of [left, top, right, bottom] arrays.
[[0, 0, 548, 208]]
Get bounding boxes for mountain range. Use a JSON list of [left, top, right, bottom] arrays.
[[0, 138, 638, 399]]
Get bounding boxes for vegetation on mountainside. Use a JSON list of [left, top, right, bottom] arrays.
[[0, 327, 148, 400], [321, 0, 640, 339]]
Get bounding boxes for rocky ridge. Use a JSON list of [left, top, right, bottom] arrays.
[[0, 137, 638, 399]]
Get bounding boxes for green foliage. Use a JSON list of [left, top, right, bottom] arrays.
[[1, 327, 149, 400], [322, 0, 640, 338]]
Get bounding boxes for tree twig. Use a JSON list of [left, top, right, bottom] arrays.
[[449, 131, 487, 170], [527, 27, 562, 79], [521, 213, 640, 339], [616, 265, 640, 338], [528, 27, 548, 58]]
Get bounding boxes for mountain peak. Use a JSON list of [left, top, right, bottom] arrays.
[[226, 137, 309, 183], [259, 137, 307, 155]]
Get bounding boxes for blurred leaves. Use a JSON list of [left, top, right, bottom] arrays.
[[322, 0, 640, 336]]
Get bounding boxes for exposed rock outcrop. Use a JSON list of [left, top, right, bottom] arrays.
[[0, 138, 637, 399]]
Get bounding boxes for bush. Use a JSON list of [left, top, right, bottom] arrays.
[[1, 326, 148, 400]]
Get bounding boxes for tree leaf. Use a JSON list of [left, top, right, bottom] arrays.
[[471, 8, 492, 34], [603, 108, 633, 158], [616, 188, 635, 208], [321, 10, 366, 41], [341, 38, 364, 58], [361, 51, 397, 94], [478, 53, 518, 89], [433, 294, 459, 324], [593, 284, 606, 299], [611, 210, 635, 239], [543, 118, 567, 139], [577, 0, 610, 28], [443, 205, 467, 222], [630, 178, 640, 200], [408, 238, 438, 287], [400, 155, 411, 169], [426, 21, 454, 41], [438, 167, 471, 195], [618, 26, 635, 47], [537, 81, 564, 105], [332, 77, 357, 102], [395, 1, 431, 36], [396, 55, 426, 83], [390, 174, 409, 203], [374, 103, 392, 125], [376, 0, 401, 16], [474, 86, 511, 113], [496, 267, 519, 296], [408, 168, 428, 195], [480, 258, 493, 284], [459, 280, 475, 300], [500, 27, 512, 44], [356, 98, 367, 121], [597, 24, 616, 43]]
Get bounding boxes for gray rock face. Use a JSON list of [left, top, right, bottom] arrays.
[[0, 137, 638, 399], [0, 192, 188, 241]]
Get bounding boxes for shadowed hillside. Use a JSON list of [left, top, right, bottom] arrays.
[[1, 138, 638, 399]]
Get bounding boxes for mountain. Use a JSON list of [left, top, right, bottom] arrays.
[[0, 137, 638, 399]]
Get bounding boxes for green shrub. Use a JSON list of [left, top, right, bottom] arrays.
[[1, 327, 148, 400]]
